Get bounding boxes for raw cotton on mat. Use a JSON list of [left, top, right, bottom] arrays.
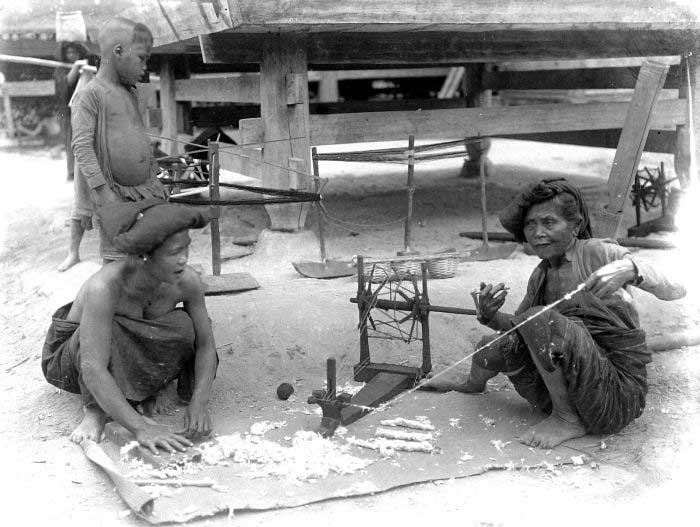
[[91, 388, 602, 523]]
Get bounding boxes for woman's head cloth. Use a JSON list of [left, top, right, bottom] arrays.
[[498, 178, 592, 242], [97, 199, 210, 254]]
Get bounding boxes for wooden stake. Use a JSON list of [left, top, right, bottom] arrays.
[[404, 135, 416, 252], [312, 147, 327, 261], [208, 141, 221, 276], [479, 139, 489, 247]]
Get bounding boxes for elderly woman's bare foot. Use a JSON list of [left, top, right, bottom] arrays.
[[419, 363, 498, 393], [70, 405, 107, 443], [419, 376, 487, 393], [58, 252, 80, 272], [520, 413, 586, 449], [419, 371, 491, 393]]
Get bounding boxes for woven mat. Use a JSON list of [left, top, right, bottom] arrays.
[[93, 388, 601, 523]]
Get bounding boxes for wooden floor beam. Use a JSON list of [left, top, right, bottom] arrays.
[[239, 98, 685, 147], [174, 76, 260, 104], [201, 30, 699, 66], [482, 66, 680, 91], [504, 130, 677, 154]]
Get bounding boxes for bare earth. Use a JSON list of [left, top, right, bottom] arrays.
[[1, 139, 699, 527]]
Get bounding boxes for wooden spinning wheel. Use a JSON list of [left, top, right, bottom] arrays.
[[307, 256, 477, 437]]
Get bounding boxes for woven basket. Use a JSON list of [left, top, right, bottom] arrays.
[[391, 260, 421, 281], [363, 262, 395, 283], [427, 256, 458, 279]]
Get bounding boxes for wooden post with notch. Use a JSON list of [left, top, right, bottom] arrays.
[[260, 34, 311, 231], [593, 61, 670, 238]]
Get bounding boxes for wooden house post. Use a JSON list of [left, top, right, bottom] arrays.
[[1, 65, 15, 138], [1, 88, 13, 138], [159, 57, 178, 155], [260, 33, 311, 231], [463, 64, 491, 177]]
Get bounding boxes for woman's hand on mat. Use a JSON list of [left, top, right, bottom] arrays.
[[179, 401, 212, 440], [135, 423, 193, 455], [474, 282, 508, 324], [585, 259, 636, 298]]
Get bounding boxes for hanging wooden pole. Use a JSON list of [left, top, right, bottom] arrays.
[[208, 140, 221, 276], [0, 53, 96, 71], [403, 135, 416, 252]]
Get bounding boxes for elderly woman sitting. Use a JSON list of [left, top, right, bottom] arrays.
[[42, 199, 218, 454], [425, 178, 685, 448]]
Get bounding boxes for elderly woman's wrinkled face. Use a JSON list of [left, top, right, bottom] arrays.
[[523, 200, 578, 262], [148, 230, 190, 283]]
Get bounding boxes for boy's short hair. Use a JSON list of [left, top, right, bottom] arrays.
[[131, 22, 153, 47], [98, 17, 153, 55]]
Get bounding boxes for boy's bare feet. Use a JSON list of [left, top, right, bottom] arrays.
[[520, 412, 586, 449], [70, 405, 107, 443], [58, 252, 80, 272], [142, 381, 179, 416]]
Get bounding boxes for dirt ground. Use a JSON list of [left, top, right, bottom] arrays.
[[1, 138, 700, 527]]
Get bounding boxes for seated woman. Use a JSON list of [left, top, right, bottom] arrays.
[[42, 199, 218, 454], [424, 179, 686, 448]]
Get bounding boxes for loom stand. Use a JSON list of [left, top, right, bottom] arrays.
[[291, 146, 356, 279]]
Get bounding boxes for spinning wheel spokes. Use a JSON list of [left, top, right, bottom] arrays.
[[359, 273, 424, 344]]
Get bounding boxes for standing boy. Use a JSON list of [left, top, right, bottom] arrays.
[[53, 40, 91, 182], [58, 17, 168, 271]]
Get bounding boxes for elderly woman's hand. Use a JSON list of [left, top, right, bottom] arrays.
[[472, 282, 508, 325], [585, 259, 638, 298]]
